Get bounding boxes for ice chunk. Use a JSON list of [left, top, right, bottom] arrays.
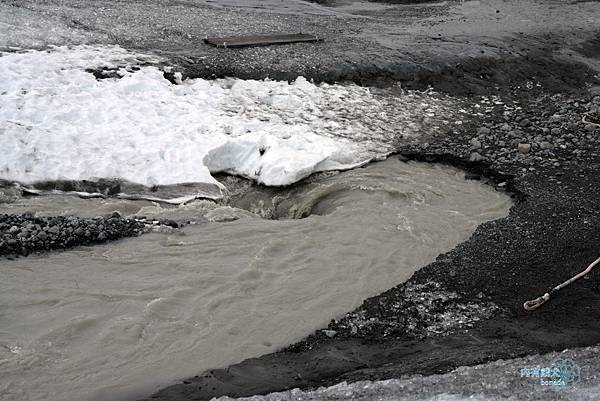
[[204, 132, 365, 186]]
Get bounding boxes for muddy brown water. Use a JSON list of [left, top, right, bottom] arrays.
[[0, 159, 511, 401]]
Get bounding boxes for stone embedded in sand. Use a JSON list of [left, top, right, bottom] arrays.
[[469, 138, 482, 150], [322, 330, 337, 338], [518, 143, 531, 154], [469, 152, 485, 162]]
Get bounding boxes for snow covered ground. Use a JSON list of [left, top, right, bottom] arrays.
[[0, 45, 449, 199], [0, 46, 363, 191]]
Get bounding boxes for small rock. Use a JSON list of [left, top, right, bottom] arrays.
[[465, 173, 481, 180], [469, 138, 482, 150], [162, 219, 179, 229], [322, 330, 337, 338], [469, 152, 485, 162], [550, 114, 563, 122], [518, 143, 531, 154]]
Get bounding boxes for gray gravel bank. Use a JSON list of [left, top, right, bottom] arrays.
[[0, 213, 144, 257]]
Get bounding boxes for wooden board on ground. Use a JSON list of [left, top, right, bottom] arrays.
[[203, 33, 323, 48]]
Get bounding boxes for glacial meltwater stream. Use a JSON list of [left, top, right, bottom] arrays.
[[0, 159, 511, 401]]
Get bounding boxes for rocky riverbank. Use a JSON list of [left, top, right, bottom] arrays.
[[0, 213, 144, 257]]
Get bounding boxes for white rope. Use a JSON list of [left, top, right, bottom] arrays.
[[524, 256, 600, 311]]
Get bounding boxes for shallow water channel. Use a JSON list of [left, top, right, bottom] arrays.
[[0, 159, 511, 401]]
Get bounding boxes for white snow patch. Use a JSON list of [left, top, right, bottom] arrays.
[[0, 45, 398, 197]]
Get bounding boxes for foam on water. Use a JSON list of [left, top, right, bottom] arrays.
[[0, 45, 421, 195]]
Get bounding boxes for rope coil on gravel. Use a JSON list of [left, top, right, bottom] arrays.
[[524, 256, 600, 311]]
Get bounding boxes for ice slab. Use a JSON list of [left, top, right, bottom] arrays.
[[0, 45, 405, 199]]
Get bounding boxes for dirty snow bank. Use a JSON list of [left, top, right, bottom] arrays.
[[0, 45, 409, 198], [216, 346, 599, 401]]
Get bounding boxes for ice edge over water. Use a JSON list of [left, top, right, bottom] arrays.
[[0, 45, 396, 200]]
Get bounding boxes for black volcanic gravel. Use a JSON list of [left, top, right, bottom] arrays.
[[0, 213, 144, 257]]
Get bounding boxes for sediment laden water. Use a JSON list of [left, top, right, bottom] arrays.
[[0, 159, 512, 401]]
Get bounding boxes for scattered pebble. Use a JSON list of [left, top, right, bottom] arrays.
[[322, 330, 337, 338], [518, 143, 531, 154]]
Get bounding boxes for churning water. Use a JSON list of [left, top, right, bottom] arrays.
[[0, 159, 511, 401]]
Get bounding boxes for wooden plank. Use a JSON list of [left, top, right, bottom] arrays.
[[203, 33, 323, 48]]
